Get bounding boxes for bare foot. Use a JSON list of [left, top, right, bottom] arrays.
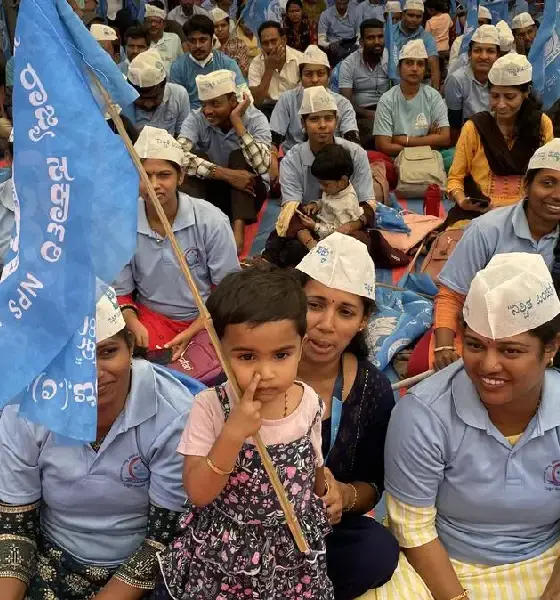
[[233, 219, 245, 255]]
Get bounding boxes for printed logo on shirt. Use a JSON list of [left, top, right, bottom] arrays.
[[121, 454, 150, 488], [185, 247, 202, 268], [413, 113, 429, 130], [544, 460, 560, 491]]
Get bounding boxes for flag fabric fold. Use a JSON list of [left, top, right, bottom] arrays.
[[459, 0, 479, 56], [0, 0, 139, 442]]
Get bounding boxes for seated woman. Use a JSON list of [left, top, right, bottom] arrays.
[[283, 0, 317, 52], [375, 252, 560, 600], [263, 86, 374, 268], [0, 289, 191, 599], [295, 233, 400, 600], [444, 25, 499, 144], [373, 40, 450, 158], [212, 7, 250, 77], [430, 138, 560, 371], [114, 125, 239, 358], [447, 53, 553, 220]]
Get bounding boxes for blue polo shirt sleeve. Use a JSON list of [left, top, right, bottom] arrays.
[[337, 95, 359, 134], [279, 147, 304, 204], [444, 72, 463, 112], [318, 11, 329, 37], [351, 144, 375, 202], [270, 94, 291, 137], [438, 220, 493, 294], [431, 89, 450, 128], [201, 205, 241, 284], [0, 407, 43, 505], [113, 260, 135, 296], [179, 110, 202, 145], [338, 54, 354, 89], [169, 55, 184, 86], [372, 93, 394, 136], [247, 108, 272, 144], [384, 394, 447, 507], [175, 86, 191, 136], [224, 55, 246, 86], [422, 31, 439, 57]]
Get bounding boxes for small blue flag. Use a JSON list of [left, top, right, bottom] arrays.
[[529, 0, 560, 110], [0, 0, 139, 442], [481, 0, 509, 24], [386, 21, 399, 81], [450, 0, 457, 17], [459, 0, 479, 56], [241, 0, 283, 34]]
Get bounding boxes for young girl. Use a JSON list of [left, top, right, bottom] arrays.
[[156, 267, 334, 600]]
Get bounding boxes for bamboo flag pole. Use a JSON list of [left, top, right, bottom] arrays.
[[391, 369, 434, 391], [94, 79, 309, 553]]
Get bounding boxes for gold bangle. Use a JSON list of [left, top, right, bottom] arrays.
[[205, 456, 233, 476], [343, 483, 358, 512], [120, 304, 138, 316], [434, 346, 456, 352], [449, 591, 469, 600]]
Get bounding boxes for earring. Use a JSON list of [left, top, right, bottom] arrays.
[[549, 357, 555, 368]]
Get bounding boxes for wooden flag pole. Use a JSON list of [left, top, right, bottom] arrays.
[[391, 369, 434, 391], [95, 80, 309, 553]]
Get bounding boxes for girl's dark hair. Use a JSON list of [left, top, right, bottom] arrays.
[[116, 327, 136, 350], [286, 0, 303, 10], [528, 313, 560, 348], [311, 144, 354, 181], [206, 265, 308, 339], [468, 40, 499, 54], [547, 97, 560, 138]]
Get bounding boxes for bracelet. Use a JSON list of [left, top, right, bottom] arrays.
[[120, 304, 138, 316], [343, 483, 358, 512], [205, 456, 233, 476], [449, 591, 469, 600], [405, 135, 409, 147], [434, 346, 456, 353]]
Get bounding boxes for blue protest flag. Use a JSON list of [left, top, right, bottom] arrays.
[[450, 0, 457, 17], [386, 21, 399, 80], [459, 0, 479, 55], [0, 0, 139, 442], [529, 0, 560, 110], [241, 0, 283, 34], [481, 0, 509, 23]]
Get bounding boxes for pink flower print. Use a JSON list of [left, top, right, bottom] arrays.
[[230, 476, 239, 486], [302, 575, 311, 584], [260, 482, 269, 494], [245, 449, 254, 459], [244, 589, 253, 596], [304, 489, 311, 501], [238, 471, 250, 484], [221, 550, 228, 562], [295, 584, 302, 593], [221, 583, 230, 591], [228, 492, 238, 503], [290, 482, 302, 495], [286, 466, 297, 479], [222, 531, 230, 543], [251, 551, 260, 565]]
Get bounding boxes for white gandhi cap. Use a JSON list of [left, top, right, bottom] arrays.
[[527, 138, 560, 172], [463, 253, 560, 340], [471, 24, 500, 46], [300, 45, 331, 68], [196, 69, 236, 101], [128, 49, 166, 88], [298, 86, 337, 115], [399, 39, 428, 60], [134, 125, 183, 167], [478, 5, 492, 20], [496, 20, 515, 51], [96, 287, 126, 343], [512, 12, 535, 29], [385, 1, 402, 12], [211, 7, 230, 21], [296, 232, 376, 301], [90, 24, 118, 41], [403, 0, 424, 12], [488, 53, 532, 85], [145, 3, 166, 19]]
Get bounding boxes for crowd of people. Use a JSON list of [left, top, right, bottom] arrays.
[[1, 0, 560, 598]]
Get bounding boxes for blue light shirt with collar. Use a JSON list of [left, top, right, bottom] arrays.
[[318, 4, 361, 44], [357, 0, 385, 22], [114, 193, 240, 320], [385, 361, 560, 565], [269, 87, 358, 152], [444, 64, 489, 122], [121, 82, 190, 136], [393, 21, 439, 57], [179, 104, 271, 168], [280, 136, 374, 205], [169, 50, 245, 109], [438, 201, 559, 295], [373, 83, 449, 137], [0, 178, 14, 266], [0, 360, 192, 567], [118, 58, 129, 77], [339, 48, 390, 107]]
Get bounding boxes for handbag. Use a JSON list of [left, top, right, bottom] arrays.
[[168, 329, 223, 386], [395, 146, 447, 198], [420, 228, 465, 282], [380, 213, 443, 252]]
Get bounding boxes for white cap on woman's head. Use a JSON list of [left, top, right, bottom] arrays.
[[478, 5, 492, 21], [134, 125, 183, 167], [296, 232, 376, 301], [300, 45, 330, 68], [496, 20, 515, 51], [96, 287, 126, 343], [90, 24, 118, 41], [196, 69, 236, 101], [463, 253, 560, 340], [211, 7, 229, 21], [385, 1, 402, 12], [145, 3, 166, 19], [488, 53, 532, 85], [298, 86, 337, 115], [527, 138, 560, 172], [128, 49, 166, 88], [471, 24, 499, 46], [403, 0, 424, 11], [399, 39, 428, 60], [512, 12, 535, 29]]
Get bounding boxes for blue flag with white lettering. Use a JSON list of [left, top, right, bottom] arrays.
[[460, 0, 479, 55], [0, 0, 139, 442], [241, 0, 283, 34], [386, 20, 398, 80], [529, 0, 560, 110]]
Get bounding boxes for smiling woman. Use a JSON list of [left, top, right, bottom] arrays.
[[375, 252, 560, 600]]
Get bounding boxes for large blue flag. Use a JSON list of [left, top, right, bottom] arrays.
[[529, 0, 560, 110], [0, 0, 139, 442], [460, 0, 479, 55], [481, 0, 510, 24], [241, 0, 284, 34], [385, 20, 398, 81]]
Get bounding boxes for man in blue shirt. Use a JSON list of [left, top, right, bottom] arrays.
[[394, 0, 440, 89], [169, 14, 245, 109], [318, 0, 361, 65], [118, 24, 150, 76]]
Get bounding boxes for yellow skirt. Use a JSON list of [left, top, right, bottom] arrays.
[[359, 540, 560, 600]]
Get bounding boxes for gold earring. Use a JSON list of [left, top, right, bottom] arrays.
[[549, 357, 555, 368]]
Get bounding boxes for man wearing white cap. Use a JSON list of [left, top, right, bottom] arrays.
[[445, 24, 499, 142], [318, 0, 361, 65], [167, 0, 211, 27], [122, 49, 190, 136], [269, 45, 359, 160], [496, 19, 515, 54], [448, 4, 492, 70], [144, 1, 183, 75], [339, 18, 390, 132], [178, 70, 271, 252], [385, 0, 403, 23], [374, 40, 449, 157], [169, 15, 245, 110], [393, 0, 440, 89], [380, 252, 560, 600], [511, 11, 537, 54], [117, 25, 150, 77], [90, 23, 120, 63], [212, 7, 250, 78]]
